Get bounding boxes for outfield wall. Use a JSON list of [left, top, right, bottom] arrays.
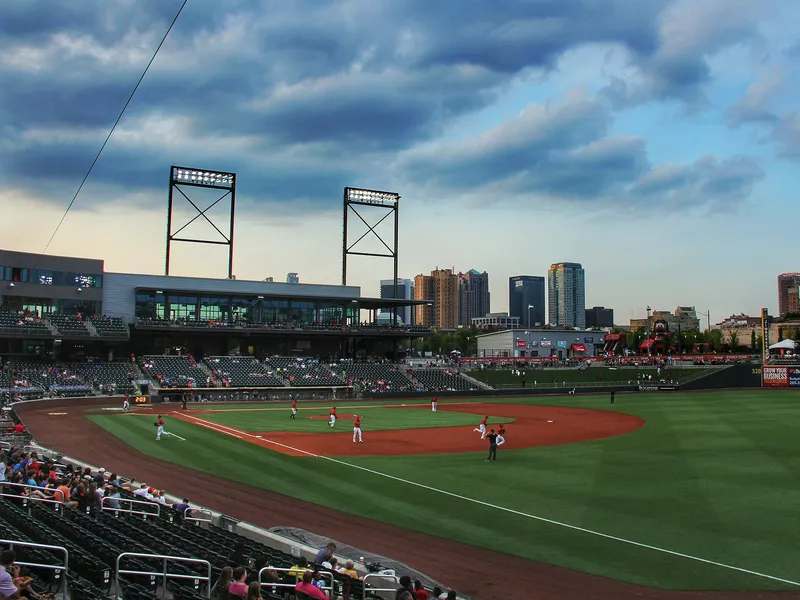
[[681, 363, 762, 391]]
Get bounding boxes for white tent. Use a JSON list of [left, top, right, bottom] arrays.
[[768, 339, 798, 350]]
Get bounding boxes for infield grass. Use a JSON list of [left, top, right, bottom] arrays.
[[87, 390, 800, 592]]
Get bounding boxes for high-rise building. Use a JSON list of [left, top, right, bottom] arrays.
[[585, 306, 614, 328], [263, 277, 274, 282], [788, 286, 799, 316], [414, 268, 459, 329], [778, 273, 800, 317], [508, 276, 545, 328], [547, 262, 586, 328], [458, 270, 490, 326], [286, 273, 299, 284], [380, 278, 414, 325]]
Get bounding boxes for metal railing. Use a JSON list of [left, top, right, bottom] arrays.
[[258, 566, 334, 596], [0, 539, 69, 597], [362, 573, 400, 599], [184, 506, 212, 525], [0, 489, 64, 514], [115, 552, 211, 599], [101, 496, 161, 520]]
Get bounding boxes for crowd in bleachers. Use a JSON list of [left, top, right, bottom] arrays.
[[204, 357, 285, 388], [0, 310, 129, 338], [136, 317, 431, 333], [0, 359, 137, 402], [411, 369, 480, 392], [339, 363, 418, 394], [0, 436, 460, 600], [265, 358, 347, 387], [140, 356, 208, 389]]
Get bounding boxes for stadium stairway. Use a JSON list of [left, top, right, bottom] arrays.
[[456, 369, 493, 391], [84, 320, 100, 337]]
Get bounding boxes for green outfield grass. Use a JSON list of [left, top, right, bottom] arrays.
[[474, 365, 717, 387], [87, 390, 800, 592], [196, 405, 514, 433]]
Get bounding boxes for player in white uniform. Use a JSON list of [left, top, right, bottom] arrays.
[[329, 407, 337, 428], [122, 396, 130, 412], [352, 415, 363, 443], [474, 415, 488, 439], [496, 424, 506, 446], [156, 416, 164, 440]]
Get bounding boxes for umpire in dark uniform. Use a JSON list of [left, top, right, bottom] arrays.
[[485, 429, 498, 462], [610, 389, 616, 404]]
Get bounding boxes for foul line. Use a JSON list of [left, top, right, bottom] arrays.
[[174, 412, 800, 588]]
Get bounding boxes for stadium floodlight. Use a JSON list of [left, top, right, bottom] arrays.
[[166, 165, 237, 279], [342, 186, 401, 323]]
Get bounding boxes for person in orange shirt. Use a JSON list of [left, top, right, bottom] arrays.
[[53, 479, 78, 509]]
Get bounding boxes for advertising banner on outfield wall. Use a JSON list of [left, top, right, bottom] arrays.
[[762, 366, 789, 387], [789, 367, 800, 388]]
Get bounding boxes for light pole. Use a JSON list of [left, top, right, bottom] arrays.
[[646, 305, 652, 357], [528, 304, 535, 328]]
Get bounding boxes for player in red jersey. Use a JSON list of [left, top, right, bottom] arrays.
[[290, 398, 297, 420], [496, 424, 506, 446], [474, 415, 488, 439], [431, 396, 438, 412], [352, 415, 363, 443], [155, 416, 165, 440], [329, 407, 337, 428]]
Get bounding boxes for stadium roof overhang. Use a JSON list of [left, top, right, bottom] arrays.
[[357, 297, 431, 310]]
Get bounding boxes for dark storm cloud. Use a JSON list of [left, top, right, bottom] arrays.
[[0, 0, 767, 211]]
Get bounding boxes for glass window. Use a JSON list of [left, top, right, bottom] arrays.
[[290, 300, 316, 323], [167, 295, 197, 320], [135, 291, 157, 320], [261, 299, 289, 323], [319, 302, 344, 324], [199, 296, 231, 321], [231, 296, 260, 323]]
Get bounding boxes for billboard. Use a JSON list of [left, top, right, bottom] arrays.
[[761, 308, 769, 364], [762, 366, 800, 387]]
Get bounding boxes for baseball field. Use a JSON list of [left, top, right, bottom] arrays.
[[19, 390, 800, 597]]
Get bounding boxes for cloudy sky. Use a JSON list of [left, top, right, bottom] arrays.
[[1, 0, 798, 324]]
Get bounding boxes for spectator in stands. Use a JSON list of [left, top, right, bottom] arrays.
[[92, 468, 106, 485], [288, 556, 311, 580], [339, 560, 359, 579], [245, 581, 262, 600], [431, 587, 443, 599], [212, 566, 233, 599], [413, 580, 429, 599], [314, 542, 336, 564], [396, 575, 413, 599], [53, 478, 78, 509], [134, 483, 153, 500], [295, 571, 327, 600], [397, 592, 414, 600], [0, 549, 54, 600], [172, 497, 193, 518], [227, 566, 248, 598], [445, 591, 457, 600]]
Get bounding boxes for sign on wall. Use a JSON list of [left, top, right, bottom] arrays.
[[134, 395, 150, 404], [762, 366, 789, 387], [516, 339, 527, 348]]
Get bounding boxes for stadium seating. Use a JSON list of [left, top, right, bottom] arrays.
[[89, 315, 128, 337], [72, 362, 137, 395], [0, 311, 51, 335], [342, 363, 416, 393], [141, 356, 209, 389], [0, 448, 387, 600], [412, 369, 478, 392], [265, 358, 346, 387], [47, 314, 91, 337], [2, 361, 92, 397], [204, 356, 287, 387]]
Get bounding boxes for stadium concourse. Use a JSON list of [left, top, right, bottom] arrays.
[[7, 396, 800, 600]]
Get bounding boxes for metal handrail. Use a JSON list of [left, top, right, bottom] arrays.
[[183, 506, 212, 524], [258, 566, 334, 595], [0, 538, 69, 597], [102, 495, 161, 519], [115, 552, 211, 599], [362, 572, 399, 599]]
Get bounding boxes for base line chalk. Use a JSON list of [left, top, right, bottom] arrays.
[[176, 412, 800, 588]]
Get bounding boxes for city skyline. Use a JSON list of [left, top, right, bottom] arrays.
[[1, 1, 798, 321]]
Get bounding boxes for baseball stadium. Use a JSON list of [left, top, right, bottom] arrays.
[[3, 227, 800, 600], [3, 3, 800, 600]]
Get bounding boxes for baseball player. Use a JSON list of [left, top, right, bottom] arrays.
[[496, 424, 506, 446], [155, 416, 165, 440], [474, 415, 488, 439], [431, 396, 438, 412], [290, 398, 297, 419], [352, 415, 363, 443], [122, 396, 130, 412], [329, 407, 337, 428]]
